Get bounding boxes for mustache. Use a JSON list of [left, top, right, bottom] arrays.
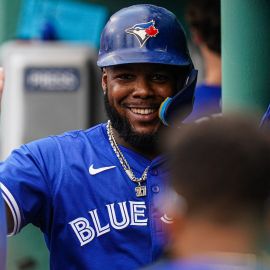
[[103, 93, 160, 151]]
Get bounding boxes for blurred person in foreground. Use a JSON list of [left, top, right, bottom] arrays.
[[184, 0, 221, 122], [145, 116, 270, 269]]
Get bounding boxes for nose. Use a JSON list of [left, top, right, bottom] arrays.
[[132, 76, 154, 98]]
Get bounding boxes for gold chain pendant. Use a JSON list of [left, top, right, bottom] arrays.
[[107, 121, 148, 198], [135, 185, 147, 197]]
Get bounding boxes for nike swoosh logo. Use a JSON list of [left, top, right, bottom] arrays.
[[89, 164, 116, 175]]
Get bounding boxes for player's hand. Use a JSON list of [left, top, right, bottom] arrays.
[[0, 67, 4, 110]]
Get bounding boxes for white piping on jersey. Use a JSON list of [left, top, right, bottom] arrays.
[[0, 182, 21, 235]]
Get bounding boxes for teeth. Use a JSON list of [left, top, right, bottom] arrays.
[[130, 108, 155, 115]]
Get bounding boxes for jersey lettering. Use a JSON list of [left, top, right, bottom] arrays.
[[107, 201, 130, 230], [69, 217, 96, 246], [69, 201, 148, 246], [89, 209, 110, 237], [130, 201, 148, 226]]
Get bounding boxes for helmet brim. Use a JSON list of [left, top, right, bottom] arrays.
[[97, 49, 191, 67]]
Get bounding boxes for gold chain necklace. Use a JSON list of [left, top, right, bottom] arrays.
[[107, 120, 149, 197]]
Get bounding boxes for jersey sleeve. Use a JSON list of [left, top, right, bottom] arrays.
[[0, 139, 55, 236]]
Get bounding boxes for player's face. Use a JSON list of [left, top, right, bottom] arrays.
[[102, 63, 180, 136]]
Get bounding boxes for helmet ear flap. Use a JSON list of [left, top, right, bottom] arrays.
[[159, 69, 198, 126]]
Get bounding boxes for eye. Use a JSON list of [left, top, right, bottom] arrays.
[[151, 73, 169, 83], [115, 73, 135, 81]]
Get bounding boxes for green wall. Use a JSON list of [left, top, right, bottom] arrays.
[[0, 0, 21, 44], [222, 0, 270, 114], [7, 226, 49, 270]]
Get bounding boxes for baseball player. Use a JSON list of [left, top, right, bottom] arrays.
[[0, 4, 197, 269], [184, 0, 221, 122]]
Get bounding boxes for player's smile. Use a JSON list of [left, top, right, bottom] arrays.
[[125, 103, 159, 122], [102, 63, 179, 135], [129, 108, 155, 115]]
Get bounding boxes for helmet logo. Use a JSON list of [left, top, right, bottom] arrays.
[[125, 20, 159, 47]]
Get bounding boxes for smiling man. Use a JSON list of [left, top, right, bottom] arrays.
[[0, 4, 197, 270], [103, 63, 189, 158]]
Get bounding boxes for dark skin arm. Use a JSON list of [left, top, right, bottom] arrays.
[[5, 203, 14, 233], [0, 68, 14, 233]]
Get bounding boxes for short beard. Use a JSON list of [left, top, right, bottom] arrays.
[[104, 93, 160, 152]]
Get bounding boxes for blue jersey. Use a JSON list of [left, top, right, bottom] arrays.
[[184, 84, 221, 123], [0, 123, 170, 269]]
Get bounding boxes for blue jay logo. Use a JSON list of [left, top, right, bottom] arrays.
[[125, 20, 159, 47]]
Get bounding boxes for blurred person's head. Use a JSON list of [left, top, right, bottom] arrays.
[[166, 116, 270, 258], [186, 0, 221, 55]]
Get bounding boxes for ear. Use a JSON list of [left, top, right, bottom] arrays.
[[190, 28, 203, 46], [101, 68, 108, 94]]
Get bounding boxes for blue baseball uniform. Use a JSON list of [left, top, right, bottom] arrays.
[[0, 123, 170, 269], [184, 84, 221, 123]]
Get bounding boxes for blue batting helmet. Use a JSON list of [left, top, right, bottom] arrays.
[[97, 4, 198, 125]]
